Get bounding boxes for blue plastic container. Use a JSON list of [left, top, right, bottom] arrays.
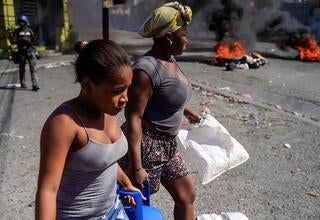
[[117, 180, 164, 220]]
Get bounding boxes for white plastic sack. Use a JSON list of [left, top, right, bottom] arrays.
[[197, 212, 249, 220], [178, 114, 249, 184]]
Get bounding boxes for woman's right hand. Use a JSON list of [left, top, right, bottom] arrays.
[[135, 168, 149, 188]]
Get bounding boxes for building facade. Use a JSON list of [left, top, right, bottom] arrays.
[[0, 0, 71, 58]]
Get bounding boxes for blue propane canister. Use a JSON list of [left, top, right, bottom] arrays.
[[117, 180, 164, 220]]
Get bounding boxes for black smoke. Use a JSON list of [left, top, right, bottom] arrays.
[[201, 0, 310, 50]]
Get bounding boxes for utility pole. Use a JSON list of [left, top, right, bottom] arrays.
[[102, 0, 127, 40], [102, 0, 111, 40]]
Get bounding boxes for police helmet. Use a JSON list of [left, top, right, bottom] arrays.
[[17, 15, 29, 25]]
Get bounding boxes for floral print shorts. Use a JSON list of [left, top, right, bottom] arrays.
[[119, 123, 190, 194]]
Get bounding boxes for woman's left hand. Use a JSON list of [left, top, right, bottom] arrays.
[[122, 195, 136, 206], [184, 108, 201, 124]]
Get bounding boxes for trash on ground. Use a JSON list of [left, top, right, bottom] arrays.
[[193, 86, 201, 91], [202, 106, 211, 114], [306, 192, 319, 197], [293, 112, 303, 117], [6, 83, 21, 88], [213, 40, 267, 71], [241, 94, 253, 103], [197, 212, 249, 220], [220, 53, 267, 71], [283, 143, 291, 149], [45, 62, 69, 69], [246, 115, 262, 126], [206, 91, 214, 97], [275, 105, 283, 110], [219, 87, 230, 91]]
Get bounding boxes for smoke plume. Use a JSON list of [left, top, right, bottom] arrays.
[[196, 0, 310, 50]]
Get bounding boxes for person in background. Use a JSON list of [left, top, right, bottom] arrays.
[[11, 15, 40, 91], [119, 2, 201, 220], [36, 39, 141, 220]]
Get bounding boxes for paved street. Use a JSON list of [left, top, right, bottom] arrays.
[[0, 31, 319, 219]]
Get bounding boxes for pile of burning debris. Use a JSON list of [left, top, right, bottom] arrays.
[[213, 34, 320, 71], [213, 41, 268, 71], [293, 35, 320, 62]]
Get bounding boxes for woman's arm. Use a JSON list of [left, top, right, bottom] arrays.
[[117, 165, 133, 190], [35, 112, 76, 220], [125, 69, 152, 187], [184, 107, 201, 124], [117, 166, 145, 204]]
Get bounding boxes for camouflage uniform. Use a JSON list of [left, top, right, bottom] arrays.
[[11, 24, 40, 91]]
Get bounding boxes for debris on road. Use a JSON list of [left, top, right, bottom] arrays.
[[245, 115, 262, 126], [219, 87, 231, 91], [274, 104, 283, 110], [241, 94, 253, 103], [44, 62, 70, 69], [6, 83, 21, 88], [213, 40, 267, 71], [310, 115, 320, 122], [305, 192, 319, 197], [293, 112, 303, 117], [0, 132, 25, 140], [283, 143, 292, 149], [197, 212, 249, 220]]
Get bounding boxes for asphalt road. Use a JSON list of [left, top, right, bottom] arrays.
[[0, 45, 319, 219]]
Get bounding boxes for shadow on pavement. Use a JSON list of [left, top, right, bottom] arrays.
[[0, 87, 26, 91], [0, 86, 16, 186]]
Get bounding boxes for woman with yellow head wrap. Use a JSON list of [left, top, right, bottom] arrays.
[[138, 1, 192, 38], [119, 2, 199, 220]]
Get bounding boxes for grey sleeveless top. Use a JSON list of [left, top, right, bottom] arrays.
[[56, 105, 128, 220], [133, 54, 192, 135]]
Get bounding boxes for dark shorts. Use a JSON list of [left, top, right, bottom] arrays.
[[119, 123, 190, 194]]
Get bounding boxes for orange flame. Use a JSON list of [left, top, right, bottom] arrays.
[[294, 36, 320, 61], [214, 41, 246, 59]]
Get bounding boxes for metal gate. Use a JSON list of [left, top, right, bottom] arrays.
[[280, 0, 315, 26]]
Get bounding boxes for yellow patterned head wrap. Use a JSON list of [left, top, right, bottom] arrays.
[[138, 1, 192, 38]]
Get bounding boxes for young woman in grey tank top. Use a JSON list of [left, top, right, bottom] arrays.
[[35, 40, 142, 220], [119, 2, 201, 220]]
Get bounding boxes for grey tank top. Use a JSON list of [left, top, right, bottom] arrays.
[[57, 105, 128, 220], [133, 54, 192, 135]]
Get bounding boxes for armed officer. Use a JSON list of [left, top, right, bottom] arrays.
[[11, 15, 40, 91]]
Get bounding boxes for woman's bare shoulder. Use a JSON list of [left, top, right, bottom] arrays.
[[42, 101, 78, 136]]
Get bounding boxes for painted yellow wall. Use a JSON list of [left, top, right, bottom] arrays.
[[0, 0, 16, 53], [56, 0, 71, 51]]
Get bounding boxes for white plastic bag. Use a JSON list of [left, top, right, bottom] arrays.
[[178, 114, 249, 184], [197, 212, 249, 220]]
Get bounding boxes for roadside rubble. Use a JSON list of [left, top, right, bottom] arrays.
[[192, 82, 320, 125], [213, 40, 268, 71], [224, 52, 268, 71]]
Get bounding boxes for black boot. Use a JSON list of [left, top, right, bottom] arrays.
[[32, 85, 40, 91], [21, 83, 27, 89]]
